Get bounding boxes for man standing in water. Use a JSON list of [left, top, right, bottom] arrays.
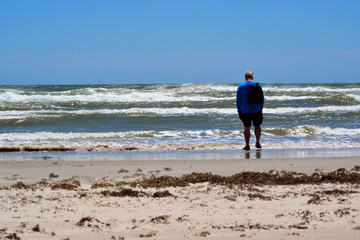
[[236, 71, 265, 150]]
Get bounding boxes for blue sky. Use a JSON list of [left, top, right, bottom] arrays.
[[1, 0, 359, 85]]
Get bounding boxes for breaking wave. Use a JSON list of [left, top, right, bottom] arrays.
[[0, 105, 359, 121], [1, 126, 359, 143]]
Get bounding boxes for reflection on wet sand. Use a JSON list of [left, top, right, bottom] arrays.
[[244, 149, 262, 159]]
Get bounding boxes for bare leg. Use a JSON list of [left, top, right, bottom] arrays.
[[244, 127, 251, 148], [254, 125, 262, 148]]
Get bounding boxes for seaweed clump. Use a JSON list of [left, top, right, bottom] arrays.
[[0, 147, 21, 152], [23, 146, 74, 152], [129, 172, 223, 188], [99, 189, 175, 198], [91, 182, 115, 189], [150, 215, 170, 224], [100, 188, 149, 197], [10, 182, 32, 190], [76, 216, 100, 227], [351, 166, 360, 172], [50, 178, 81, 190], [4, 233, 21, 240], [152, 190, 174, 198], [6, 180, 49, 191]]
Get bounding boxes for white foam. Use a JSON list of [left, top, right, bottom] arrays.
[[264, 105, 360, 114], [117, 107, 235, 115], [0, 88, 234, 103], [1, 84, 359, 104], [0, 129, 241, 143], [266, 125, 360, 137], [1, 104, 360, 120], [313, 126, 360, 136], [263, 86, 360, 93], [348, 94, 360, 102], [1, 126, 359, 145], [179, 84, 236, 93], [265, 96, 319, 101], [1, 139, 360, 152], [0, 108, 236, 119], [0, 131, 150, 142]]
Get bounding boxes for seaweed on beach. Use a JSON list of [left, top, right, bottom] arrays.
[[91, 182, 114, 189], [0, 147, 21, 152], [100, 188, 149, 197], [150, 215, 170, 224], [6, 180, 49, 191], [335, 207, 358, 218], [76, 216, 99, 227], [198, 231, 211, 237], [152, 190, 174, 198], [76, 216, 111, 229], [122, 147, 138, 151], [4, 233, 21, 240], [139, 231, 156, 238], [3, 167, 360, 193], [50, 178, 81, 190], [10, 181, 32, 190], [23, 146, 74, 152], [307, 194, 323, 204], [318, 189, 359, 196], [0, 146, 75, 152], [99, 189, 175, 198], [126, 172, 223, 188], [247, 193, 272, 201], [351, 166, 360, 172], [37, 179, 50, 187], [117, 168, 129, 173], [119, 168, 360, 188], [32, 224, 40, 232]]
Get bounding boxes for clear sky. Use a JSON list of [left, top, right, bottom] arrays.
[[1, 0, 359, 85]]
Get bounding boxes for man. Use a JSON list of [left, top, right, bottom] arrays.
[[236, 71, 264, 150]]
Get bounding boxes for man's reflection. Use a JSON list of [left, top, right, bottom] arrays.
[[245, 150, 250, 159], [256, 149, 261, 159], [244, 149, 262, 159]]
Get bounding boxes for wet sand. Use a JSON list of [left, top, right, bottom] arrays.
[[1, 151, 360, 239], [1, 151, 360, 185]]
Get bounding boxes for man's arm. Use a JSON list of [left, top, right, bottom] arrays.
[[260, 84, 265, 109], [236, 88, 241, 113]]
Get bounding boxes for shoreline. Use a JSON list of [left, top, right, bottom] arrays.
[[0, 149, 360, 186], [1, 146, 360, 160], [1, 141, 360, 153]]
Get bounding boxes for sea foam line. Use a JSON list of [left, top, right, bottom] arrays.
[[1, 105, 360, 119], [1, 126, 360, 143], [1, 140, 360, 152], [0, 90, 234, 103], [263, 86, 360, 93], [1, 84, 359, 103], [0, 91, 341, 103]]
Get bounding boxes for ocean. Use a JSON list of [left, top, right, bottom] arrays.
[[0, 83, 359, 152]]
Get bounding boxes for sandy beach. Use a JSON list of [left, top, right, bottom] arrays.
[[1, 151, 360, 240]]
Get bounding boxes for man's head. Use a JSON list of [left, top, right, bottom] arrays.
[[245, 71, 253, 81]]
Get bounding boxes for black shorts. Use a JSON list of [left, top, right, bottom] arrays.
[[238, 110, 263, 127]]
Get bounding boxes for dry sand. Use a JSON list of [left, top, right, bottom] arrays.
[[1, 154, 360, 239]]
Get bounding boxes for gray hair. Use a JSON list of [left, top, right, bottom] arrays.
[[245, 71, 253, 80]]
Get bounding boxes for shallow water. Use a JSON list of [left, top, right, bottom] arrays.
[[1, 148, 360, 162]]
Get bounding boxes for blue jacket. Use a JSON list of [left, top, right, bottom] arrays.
[[236, 81, 264, 114]]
